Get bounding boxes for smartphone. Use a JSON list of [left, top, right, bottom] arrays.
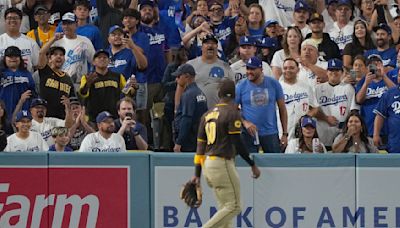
[[124, 31, 130, 38], [349, 69, 356, 80], [126, 112, 133, 118], [369, 64, 377, 75]]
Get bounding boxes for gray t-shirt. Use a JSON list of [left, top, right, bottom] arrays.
[[188, 57, 235, 108]]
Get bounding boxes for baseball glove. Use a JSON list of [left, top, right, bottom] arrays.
[[180, 180, 202, 208]]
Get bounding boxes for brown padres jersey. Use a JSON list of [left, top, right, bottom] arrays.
[[197, 103, 242, 159]]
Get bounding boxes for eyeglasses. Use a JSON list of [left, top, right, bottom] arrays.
[[5, 16, 21, 21]]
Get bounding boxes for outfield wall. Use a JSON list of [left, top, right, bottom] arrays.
[[0, 153, 399, 228]]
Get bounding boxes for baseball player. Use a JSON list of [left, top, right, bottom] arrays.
[[192, 79, 260, 228]]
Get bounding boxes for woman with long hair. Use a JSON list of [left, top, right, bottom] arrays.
[[342, 20, 376, 68], [247, 4, 265, 40], [332, 111, 378, 153], [285, 115, 327, 153], [271, 26, 303, 79]]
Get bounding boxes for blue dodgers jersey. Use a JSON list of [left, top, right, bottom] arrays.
[[364, 47, 397, 67], [158, 12, 182, 48], [374, 87, 400, 153], [355, 76, 397, 136], [132, 31, 150, 56], [248, 26, 265, 41], [139, 23, 168, 84], [235, 77, 284, 136], [213, 16, 237, 49], [0, 69, 36, 118], [107, 48, 138, 81]]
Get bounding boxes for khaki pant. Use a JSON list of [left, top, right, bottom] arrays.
[[203, 156, 241, 228]]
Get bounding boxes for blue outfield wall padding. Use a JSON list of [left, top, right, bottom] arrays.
[[253, 153, 356, 167], [356, 154, 400, 167], [0, 152, 48, 166], [49, 152, 150, 228]]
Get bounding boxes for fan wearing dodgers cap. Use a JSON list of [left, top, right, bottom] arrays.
[[292, 0, 312, 38], [364, 23, 397, 72], [79, 111, 126, 152], [52, 12, 95, 85], [327, 0, 354, 51], [355, 54, 396, 141], [315, 58, 359, 149], [36, 31, 76, 120], [236, 56, 288, 153], [230, 35, 273, 83], [4, 111, 48, 152]]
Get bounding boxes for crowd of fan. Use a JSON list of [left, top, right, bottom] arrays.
[[0, 0, 399, 153]]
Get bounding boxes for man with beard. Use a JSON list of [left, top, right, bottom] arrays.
[[292, 0, 312, 38], [4, 111, 48, 152], [365, 23, 397, 72], [236, 56, 288, 153], [79, 111, 126, 152], [52, 12, 95, 86], [304, 12, 341, 61], [37, 32, 76, 119], [27, 98, 73, 146], [68, 97, 95, 151], [187, 34, 235, 108]]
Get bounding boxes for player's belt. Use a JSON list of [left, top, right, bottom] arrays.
[[207, 155, 232, 160]]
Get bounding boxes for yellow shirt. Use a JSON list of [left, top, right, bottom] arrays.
[[27, 25, 56, 47]]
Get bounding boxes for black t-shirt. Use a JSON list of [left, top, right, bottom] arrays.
[[38, 65, 76, 119]]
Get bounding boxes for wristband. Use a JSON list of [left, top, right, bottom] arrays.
[[282, 132, 288, 136], [194, 154, 205, 165]]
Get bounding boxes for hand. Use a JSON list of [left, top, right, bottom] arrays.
[[342, 73, 356, 85], [243, 120, 257, 137], [280, 135, 288, 150], [79, 106, 87, 123], [54, 32, 64, 41], [174, 144, 182, 152], [60, 95, 71, 110], [86, 72, 98, 86], [19, 90, 32, 103], [251, 165, 261, 179], [199, 21, 212, 33], [121, 116, 135, 131], [347, 126, 358, 137], [373, 135, 381, 147], [364, 72, 375, 85], [326, 116, 338, 127], [122, 35, 135, 49]]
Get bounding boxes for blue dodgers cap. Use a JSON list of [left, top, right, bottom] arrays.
[[140, 0, 155, 10], [15, 111, 32, 122], [328, 0, 338, 4], [172, 63, 196, 77], [30, 98, 48, 108], [246, 56, 263, 69], [294, 0, 310, 12], [239, 36, 255, 46], [337, 0, 352, 7], [61, 12, 76, 23], [301, 116, 316, 128], [265, 19, 279, 27], [373, 23, 392, 35], [96, 111, 114, 123], [108, 25, 124, 34], [258, 36, 278, 48], [327, 58, 343, 71]]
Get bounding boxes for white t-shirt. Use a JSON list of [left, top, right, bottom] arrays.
[[30, 117, 65, 146], [79, 132, 126, 152], [285, 138, 328, 153], [321, 9, 336, 32], [315, 82, 359, 146], [328, 21, 354, 51], [4, 132, 49, 152], [277, 80, 319, 139], [0, 33, 40, 73], [298, 59, 328, 89], [230, 59, 273, 83], [53, 35, 95, 83], [260, 0, 294, 27]]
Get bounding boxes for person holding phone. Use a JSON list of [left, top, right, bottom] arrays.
[[355, 54, 397, 148], [114, 97, 148, 150]]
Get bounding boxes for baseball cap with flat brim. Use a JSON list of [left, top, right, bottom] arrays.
[[4, 46, 21, 57], [96, 111, 114, 123], [172, 64, 196, 77], [246, 56, 262, 69], [34, 5, 48, 15], [93, 49, 109, 59], [48, 46, 65, 56], [15, 111, 32, 122], [61, 12, 76, 23], [202, 33, 218, 44], [140, 0, 155, 10], [265, 19, 279, 27]]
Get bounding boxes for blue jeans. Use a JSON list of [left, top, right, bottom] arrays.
[[241, 130, 281, 153]]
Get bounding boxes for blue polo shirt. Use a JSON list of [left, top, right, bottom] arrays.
[[235, 76, 284, 136], [107, 47, 139, 81], [374, 86, 400, 153]]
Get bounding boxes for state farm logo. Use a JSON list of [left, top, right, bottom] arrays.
[[0, 167, 129, 228]]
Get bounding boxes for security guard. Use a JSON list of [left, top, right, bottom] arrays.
[[192, 79, 261, 227]]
